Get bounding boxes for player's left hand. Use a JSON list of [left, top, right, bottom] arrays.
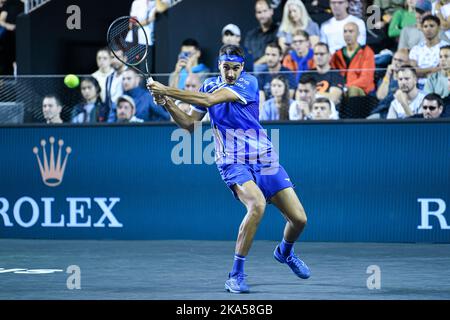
[[147, 79, 167, 96]]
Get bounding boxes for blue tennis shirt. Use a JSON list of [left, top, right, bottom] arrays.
[[192, 72, 277, 165]]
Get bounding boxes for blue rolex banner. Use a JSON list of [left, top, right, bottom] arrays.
[[0, 122, 449, 242]]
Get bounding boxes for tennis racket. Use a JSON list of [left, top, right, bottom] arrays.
[[107, 16, 153, 82]]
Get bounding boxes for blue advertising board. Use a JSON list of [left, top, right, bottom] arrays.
[[0, 121, 449, 242]]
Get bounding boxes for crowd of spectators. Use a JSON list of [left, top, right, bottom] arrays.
[[6, 0, 450, 123]]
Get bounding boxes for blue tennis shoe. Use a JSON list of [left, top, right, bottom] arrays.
[[225, 272, 250, 293], [274, 245, 311, 279]]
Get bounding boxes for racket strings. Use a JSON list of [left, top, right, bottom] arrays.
[[108, 17, 147, 66]]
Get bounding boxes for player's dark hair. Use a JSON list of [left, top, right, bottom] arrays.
[[219, 44, 245, 58], [43, 94, 62, 107], [422, 93, 444, 108], [422, 14, 441, 27], [181, 38, 200, 50], [440, 45, 450, 52], [299, 74, 317, 87], [272, 75, 290, 121], [398, 64, 418, 78], [266, 42, 283, 56]]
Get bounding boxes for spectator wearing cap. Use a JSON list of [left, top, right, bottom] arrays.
[[409, 14, 449, 88], [277, 0, 320, 54], [115, 95, 144, 123], [320, 0, 367, 54], [221, 24, 254, 72], [244, 0, 280, 70]]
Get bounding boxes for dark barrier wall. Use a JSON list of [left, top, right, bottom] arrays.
[[16, 0, 282, 75], [16, 0, 131, 74], [1, 122, 450, 242]]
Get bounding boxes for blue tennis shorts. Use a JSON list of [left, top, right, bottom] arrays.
[[217, 162, 294, 202]]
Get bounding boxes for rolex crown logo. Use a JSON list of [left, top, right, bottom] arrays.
[[33, 137, 72, 187]]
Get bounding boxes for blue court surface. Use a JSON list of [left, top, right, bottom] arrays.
[[1, 240, 449, 300]]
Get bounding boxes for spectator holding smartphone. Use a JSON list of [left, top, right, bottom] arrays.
[[169, 38, 210, 89]]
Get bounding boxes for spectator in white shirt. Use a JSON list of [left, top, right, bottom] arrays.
[[320, 0, 366, 54], [388, 65, 426, 119], [409, 14, 449, 87]]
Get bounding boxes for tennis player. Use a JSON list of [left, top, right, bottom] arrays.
[[147, 44, 310, 293]]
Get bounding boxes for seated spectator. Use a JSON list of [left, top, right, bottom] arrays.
[[310, 97, 336, 120], [42, 95, 63, 124], [257, 42, 296, 105], [320, 0, 367, 54], [109, 69, 169, 122], [435, 0, 450, 42], [278, 0, 320, 53], [105, 49, 127, 117], [387, 65, 425, 118], [306, 42, 345, 105], [220, 24, 254, 72], [409, 14, 449, 87], [331, 22, 375, 97], [409, 92, 447, 118], [282, 30, 314, 83], [92, 48, 114, 103], [398, 8, 426, 50], [291, 75, 315, 120], [373, 0, 405, 26], [244, 0, 280, 70], [169, 38, 210, 90], [115, 95, 144, 123], [424, 45, 450, 99], [370, 48, 410, 118], [388, 0, 418, 39], [303, 0, 333, 26], [260, 75, 298, 121], [172, 73, 209, 121], [294, 74, 340, 120], [71, 77, 109, 124]]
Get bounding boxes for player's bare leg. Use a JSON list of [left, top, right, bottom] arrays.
[[270, 187, 311, 279], [225, 180, 266, 293], [233, 180, 267, 256], [270, 187, 307, 243]]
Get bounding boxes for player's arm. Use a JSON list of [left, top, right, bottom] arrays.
[[155, 95, 204, 131], [148, 81, 240, 107]]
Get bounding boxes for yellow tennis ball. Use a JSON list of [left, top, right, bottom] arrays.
[[64, 74, 80, 89]]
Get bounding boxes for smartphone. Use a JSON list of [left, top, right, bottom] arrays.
[[178, 51, 191, 60]]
